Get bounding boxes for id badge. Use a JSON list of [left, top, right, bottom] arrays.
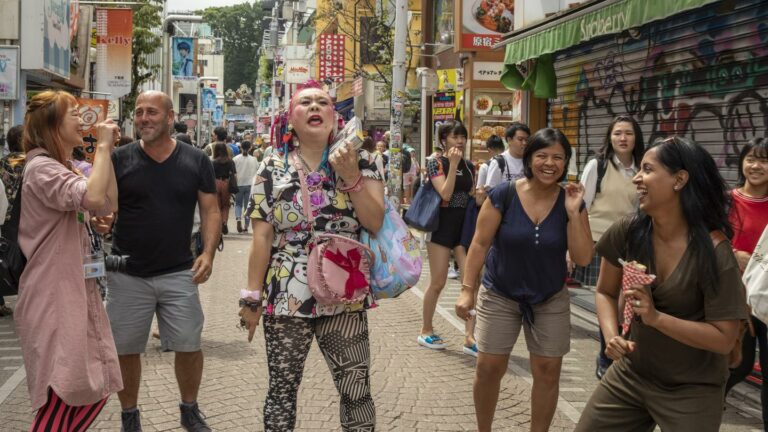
[[83, 253, 106, 279]]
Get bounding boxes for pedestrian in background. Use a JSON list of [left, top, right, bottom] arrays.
[[213, 142, 236, 235], [418, 121, 476, 355], [106, 91, 220, 432], [16, 90, 122, 430], [241, 81, 383, 431], [576, 115, 644, 379], [361, 136, 387, 180], [457, 128, 593, 432], [0, 124, 26, 316], [725, 137, 768, 429], [474, 135, 506, 207], [576, 136, 747, 431], [232, 140, 258, 233], [484, 122, 529, 190]]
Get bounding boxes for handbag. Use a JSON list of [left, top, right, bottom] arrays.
[[227, 163, 239, 194], [0, 154, 44, 297], [403, 167, 441, 232], [291, 153, 374, 305], [360, 199, 422, 299], [745, 226, 768, 323]]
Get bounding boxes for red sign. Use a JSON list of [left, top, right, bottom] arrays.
[[318, 34, 345, 83], [461, 34, 502, 50]]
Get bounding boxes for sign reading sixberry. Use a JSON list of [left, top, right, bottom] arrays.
[[318, 34, 345, 83]]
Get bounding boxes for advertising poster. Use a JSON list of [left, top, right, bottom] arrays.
[[432, 69, 464, 149], [43, 0, 71, 78], [173, 37, 196, 79], [318, 34, 345, 83], [67, 5, 93, 90], [285, 60, 311, 84], [460, 0, 513, 50], [77, 98, 108, 163], [201, 88, 216, 112], [95, 8, 133, 98], [0, 46, 19, 100], [213, 105, 223, 125]]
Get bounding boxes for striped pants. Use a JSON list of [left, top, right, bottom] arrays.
[[263, 312, 375, 431], [30, 389, 108, 432]]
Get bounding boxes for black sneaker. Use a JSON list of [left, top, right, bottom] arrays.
[[0, 305, 12, 317], [120, 409, 142, 432], [180, 402, 211, 432], [595, 356, 610, 380]]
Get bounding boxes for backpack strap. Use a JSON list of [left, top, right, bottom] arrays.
[[595, 157, 608, 194], [493, 154, 508, 181], [501, 180, 517, 214]]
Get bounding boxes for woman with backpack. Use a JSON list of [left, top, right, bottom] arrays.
[[15, 90, 123, 430], [577, 115, 645, 379], [418, 121, 477, 355], [575, 136, 747, 431], [725, 137, 768, 430], [239, 81, 384, 431], [456, 128, 594, 431]]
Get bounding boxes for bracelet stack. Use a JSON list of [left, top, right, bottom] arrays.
[[239, 289, 262, 312], [338, 173, 363, 193]]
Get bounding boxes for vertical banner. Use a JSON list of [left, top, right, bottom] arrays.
[[44, 0, 71, 77], [201, 88, 216, 112], [77, 98, 109, 163], [460, 0, 512, 50], [0, 46, 19, 100], [172, 37, 196, 79], [95, 8, 133, 98], [318, 34, 345, 83]]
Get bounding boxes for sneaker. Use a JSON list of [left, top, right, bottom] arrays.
[[0, 305, 12, 317], [180, 402, 211, 432], [447, 267, 459, 279], [120, 409, 142, 432], [236, 220, 243, 233], [595, 356, 611, 380], [463, 343, 478, 358], [417, 334, 447, 350]]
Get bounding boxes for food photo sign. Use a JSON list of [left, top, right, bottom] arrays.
[[460, 0, 514, 50]]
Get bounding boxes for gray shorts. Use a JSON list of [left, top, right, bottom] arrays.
[[475, 285, 571, 357], [106, 269, 204, 355]]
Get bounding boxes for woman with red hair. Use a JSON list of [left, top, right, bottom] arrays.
[[240, 81, 384, 430], [15, 90, 123, 431]]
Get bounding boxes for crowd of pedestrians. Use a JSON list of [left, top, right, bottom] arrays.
[[0, 84, 766, 432]]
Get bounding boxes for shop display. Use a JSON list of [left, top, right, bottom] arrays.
[[473, 95, 493, 115]]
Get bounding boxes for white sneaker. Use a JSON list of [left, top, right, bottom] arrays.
[[447, 267, 459, 279]]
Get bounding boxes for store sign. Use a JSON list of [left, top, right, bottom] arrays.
[[95, 8, 133, 98], [0, 46, 19, 100], [473, 62, 504, 81], [460, 0, 511, 51], [77, 98, 108, 163], [318, 34, 345, 83], [285, 60, 311, 84], [353, 77, 364, 97], [21, 0, 71, 78]]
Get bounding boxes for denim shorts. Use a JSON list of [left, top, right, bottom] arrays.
[[106, 269, 204, 355]]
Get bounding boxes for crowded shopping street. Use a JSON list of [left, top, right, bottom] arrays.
[[1, 0, 768, 431]]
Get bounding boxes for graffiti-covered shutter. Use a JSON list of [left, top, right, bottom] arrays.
[[548, 0, 768, 184]]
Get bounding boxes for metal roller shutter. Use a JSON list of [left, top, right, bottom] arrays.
[[548, 0, 768, 184]]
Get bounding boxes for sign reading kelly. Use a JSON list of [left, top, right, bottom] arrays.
[[95, 8, 133, 98]]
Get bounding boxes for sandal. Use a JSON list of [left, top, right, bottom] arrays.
[[462, 343, 478, 358], [417, 334, 447, 350]]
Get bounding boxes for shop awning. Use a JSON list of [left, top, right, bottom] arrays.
[[498, 0, 720, 97]]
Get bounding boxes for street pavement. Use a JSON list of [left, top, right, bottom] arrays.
[[0, 228, 764, 431]]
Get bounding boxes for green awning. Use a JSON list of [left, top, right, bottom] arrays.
[[500, 0, 720, 96]]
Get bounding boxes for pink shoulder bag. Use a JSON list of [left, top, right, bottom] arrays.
[[290, 152, 374, 305]]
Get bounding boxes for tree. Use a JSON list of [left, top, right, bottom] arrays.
[[123, 0, 163, 122], [203, 3, 265, 91]]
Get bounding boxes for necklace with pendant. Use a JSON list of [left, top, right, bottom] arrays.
[[296, 149, 326, 207]]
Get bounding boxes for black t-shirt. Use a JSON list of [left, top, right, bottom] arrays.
[[111, 141, 216, 277], [213, 159, 235, 179]]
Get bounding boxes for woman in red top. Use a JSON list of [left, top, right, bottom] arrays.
[[726, 137, 768, 429]]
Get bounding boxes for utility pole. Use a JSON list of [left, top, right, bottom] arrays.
[[387, 0, 407, 210]]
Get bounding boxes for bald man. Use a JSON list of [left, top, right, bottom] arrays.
[[105, 91, 220, 432]]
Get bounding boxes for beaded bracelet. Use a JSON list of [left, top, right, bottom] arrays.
[[338, 173, 363, 193]]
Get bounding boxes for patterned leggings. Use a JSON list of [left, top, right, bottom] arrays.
[[263, 312, 375, 432], [30, 388, 108, 432]]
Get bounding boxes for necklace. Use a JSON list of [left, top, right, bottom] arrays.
[[295, 149, 327, 208]]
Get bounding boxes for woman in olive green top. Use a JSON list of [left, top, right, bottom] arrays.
[[576, 137, 747, 432]]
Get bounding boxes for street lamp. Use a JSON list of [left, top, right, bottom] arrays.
[[162, 15, 204, 96], [197, 76, 220, 147]]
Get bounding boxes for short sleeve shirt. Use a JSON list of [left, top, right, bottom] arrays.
[[111, 142, 216, 277], [597, 217, 748, 387], [426, 156, 474, 208], [248, 151, 382, 318]]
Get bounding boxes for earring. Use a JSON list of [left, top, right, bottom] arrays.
[[673, 186, 679, 191]]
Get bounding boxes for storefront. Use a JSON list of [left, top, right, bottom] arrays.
[[498, 0, 766, 183]]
